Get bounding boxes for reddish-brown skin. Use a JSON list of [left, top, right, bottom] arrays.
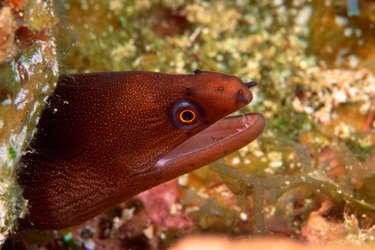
[[17, 71, 262, 229]]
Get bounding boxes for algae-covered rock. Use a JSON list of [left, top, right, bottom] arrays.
[[0, 0, 58, 243]]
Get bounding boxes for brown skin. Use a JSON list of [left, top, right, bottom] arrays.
[[17, 70, 265, 230]]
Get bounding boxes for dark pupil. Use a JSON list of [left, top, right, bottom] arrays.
[[182, 110, 194, 121]]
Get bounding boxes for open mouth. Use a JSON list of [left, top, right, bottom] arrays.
[[155, 112, 266, 172]]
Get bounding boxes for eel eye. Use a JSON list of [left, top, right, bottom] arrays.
[[179, 110, 196, 124], [169, 100, 203, 129]]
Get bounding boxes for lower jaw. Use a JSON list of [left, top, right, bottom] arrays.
[[155, 112, 266, 176]]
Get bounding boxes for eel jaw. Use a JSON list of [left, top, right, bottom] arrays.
[[154, 113, 266, 178]]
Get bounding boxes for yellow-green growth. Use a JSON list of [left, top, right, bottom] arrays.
[[0, 0, 59, 243]]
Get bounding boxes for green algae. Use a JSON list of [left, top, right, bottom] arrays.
[[0, 0, 59, 243], [8, 147, 16, 161], [209, 137, 375, 234]]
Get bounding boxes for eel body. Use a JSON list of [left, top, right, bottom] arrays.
[[17, 70, 266, 229]]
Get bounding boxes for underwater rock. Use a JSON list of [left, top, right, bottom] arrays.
[[301, 200, 346, 243], [170, 236, 367, 250], [0, 0, 58, 244], [0, 7, 17, 64]]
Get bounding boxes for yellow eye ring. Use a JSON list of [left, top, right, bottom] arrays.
[[179, 109, 196, 123], [169, 100, 202, 129]]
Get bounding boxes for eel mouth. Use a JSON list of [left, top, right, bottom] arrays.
[[155, 113, 266, 173]]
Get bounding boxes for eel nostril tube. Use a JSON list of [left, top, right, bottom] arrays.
[[244, 80, 257, 89]]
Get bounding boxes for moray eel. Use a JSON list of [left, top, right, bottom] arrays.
[[17, 70, 266, 229]]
